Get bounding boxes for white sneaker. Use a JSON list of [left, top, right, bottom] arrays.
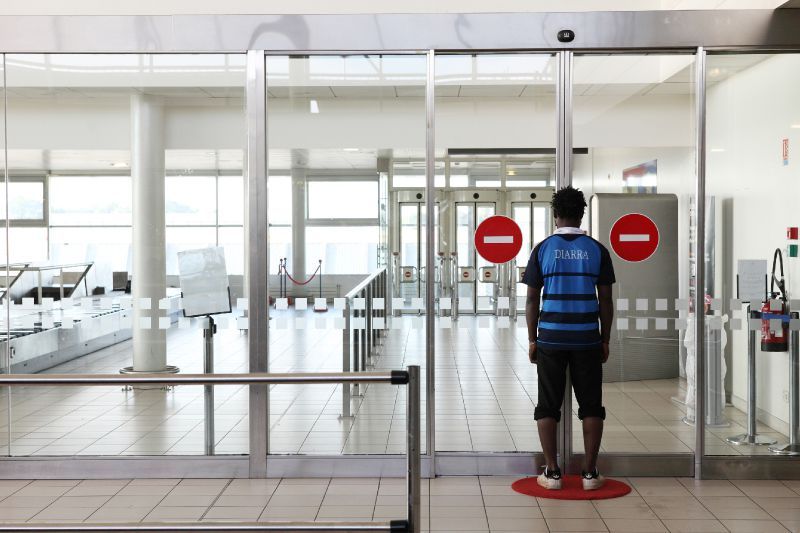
[[537, 467, 563, 490], [582, 469, 605, 490]]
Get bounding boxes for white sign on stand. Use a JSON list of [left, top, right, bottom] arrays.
[[737, 259, 767, 303], [178, 247, 232, 317]]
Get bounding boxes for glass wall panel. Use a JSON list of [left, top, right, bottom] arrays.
[[434, 53, 557, 452], [573, 53, 697, 455], [0, 57, 7, 458], [704, 53, 800, 456], [4, 54, 247, 456], [266, 54, 427, 455]]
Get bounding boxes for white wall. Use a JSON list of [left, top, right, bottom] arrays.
[[707, 53, 800, 431]]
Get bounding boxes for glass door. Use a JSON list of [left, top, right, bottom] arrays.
[[511, 199, 553, 314], [569, 52, 697, 474], [454, 201, 496, 315]]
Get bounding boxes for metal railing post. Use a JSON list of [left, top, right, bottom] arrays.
[[361, 289, 367, 373], [407, 365, 421, 533], [342, 301, 352, 418]]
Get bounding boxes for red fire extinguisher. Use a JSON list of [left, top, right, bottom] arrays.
[[761, 248, 789, 352]]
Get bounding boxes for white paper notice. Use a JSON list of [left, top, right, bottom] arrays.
[[737, 260, 767, 303]]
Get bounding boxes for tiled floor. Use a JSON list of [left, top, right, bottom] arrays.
[[0, 476, 799, 532], [0, 312, 786, 456]]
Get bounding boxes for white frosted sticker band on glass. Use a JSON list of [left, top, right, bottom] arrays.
[[655, 318, 668, 330], [655, 299, 668, 311], [478, 296, 491, 308], [41, 298, 54, 310], [497, 297, 509, 310], [440, 317, 452, 329], [21, 316, 34, 328], [353, 318, 366, 330], [159, 317, 171, 330], [709, 317, 723, 330], [179, 317, 191, 329], [439, 297, 451, 310], [61, 298, 74, 309], [353, 298, 366, 310], [177, 298, 184, 310], [333, 317, 345, 330], [99, 298, 111, 309], [770, 299, 782, 311], [392, 298, 404, 310], [391, 318, 402, 330], [295, 298, 308, 311], [218, 317, 231, 329], [749, 318, 761, 331], [636, 299, 648, 312], [159, 298, 170, 310], [373, 298, 385, 310], [315, 317, 327, 330], [675, 318, 688, 331], [770, 319, 783, 333], [730, 318, 742, 330], [62, 317, 74, 329], [138, 317, 151, 329], [237, 298, 249, 310], [138, 298, 151, 310], [616, 318, 629, 331], [517, 296, 527, 308], [478, 317, 489, 329], [42, 316, 55, 329], [412, 317, 424, 329], [411, 298, 423, 310], [84, 297, 96, 309], [373, 317, 385, 330], [276, 318, 287, 330], [675, 299, 689, 311], [237, 317, 249, 330], [276, 298, 288, 310], [616, 299, 629, 311], [314, 298, 327, 311], [710, 299, 722, 311], [21, 298, 35, 310], [635, 318, 648, 330], [333, 298, 346, 310], [498, 316, 510, 329], [295, 318, 306, 330], [791, 319, 800, 331]]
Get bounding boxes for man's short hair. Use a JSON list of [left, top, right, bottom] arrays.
[[551, 186, 587, 221]]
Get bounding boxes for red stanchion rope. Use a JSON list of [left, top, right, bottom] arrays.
[[282, 263, 322, 286]]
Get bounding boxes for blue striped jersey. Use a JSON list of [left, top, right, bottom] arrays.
[[522, 232, 615, 350]]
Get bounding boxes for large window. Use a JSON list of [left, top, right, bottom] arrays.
[[308, 180, 378, 219]]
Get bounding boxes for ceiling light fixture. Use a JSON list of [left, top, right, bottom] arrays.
[[110, 162, 129, 168], [792, 124, 800, 129], [343, 148, 360, 152], [507, 170, 517, 176], [710, 148, 726, 153], [309, 100, 319, 114]]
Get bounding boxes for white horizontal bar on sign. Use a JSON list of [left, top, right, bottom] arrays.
[[619, 234, 651, 242], [484, 236, 514, 244]]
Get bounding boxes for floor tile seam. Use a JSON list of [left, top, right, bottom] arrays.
[[198, 478, 235, 521], [0, 478, 34, 503], [312, 477, 333, 521], [134, 478, 181, 523]]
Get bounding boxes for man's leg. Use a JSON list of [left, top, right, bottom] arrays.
[[569, 348, 606, 473], [581, 417, 603, 473], [534, 347, 568, 470], [537, 417, 559, 470]]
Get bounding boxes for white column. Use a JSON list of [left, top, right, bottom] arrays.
[[290, 165, 307, 288], [131, 94, 168, 372]]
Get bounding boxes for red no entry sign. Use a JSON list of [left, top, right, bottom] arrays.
[[474, 216, 523, 264], [610, 213, 659, 262]]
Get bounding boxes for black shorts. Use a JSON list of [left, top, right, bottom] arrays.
[[534, 345, 606, 422]]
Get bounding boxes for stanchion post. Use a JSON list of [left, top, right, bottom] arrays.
[[203, 315, 216, 456], [407, 365, 421, 533], [728, 306, 777, 446], [771, 312, 800, 454]]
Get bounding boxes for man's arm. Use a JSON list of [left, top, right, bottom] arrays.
[[526, 285, 542, 363], [598, 284, 613, 363]]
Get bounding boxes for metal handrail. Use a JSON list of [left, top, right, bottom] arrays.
[[0, 366, 421, 533], [341, 269, 388, 418]]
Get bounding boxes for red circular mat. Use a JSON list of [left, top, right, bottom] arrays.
[[512, 475, 632, 500]]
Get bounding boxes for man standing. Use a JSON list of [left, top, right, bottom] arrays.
[[522, 186, 615, 491]]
